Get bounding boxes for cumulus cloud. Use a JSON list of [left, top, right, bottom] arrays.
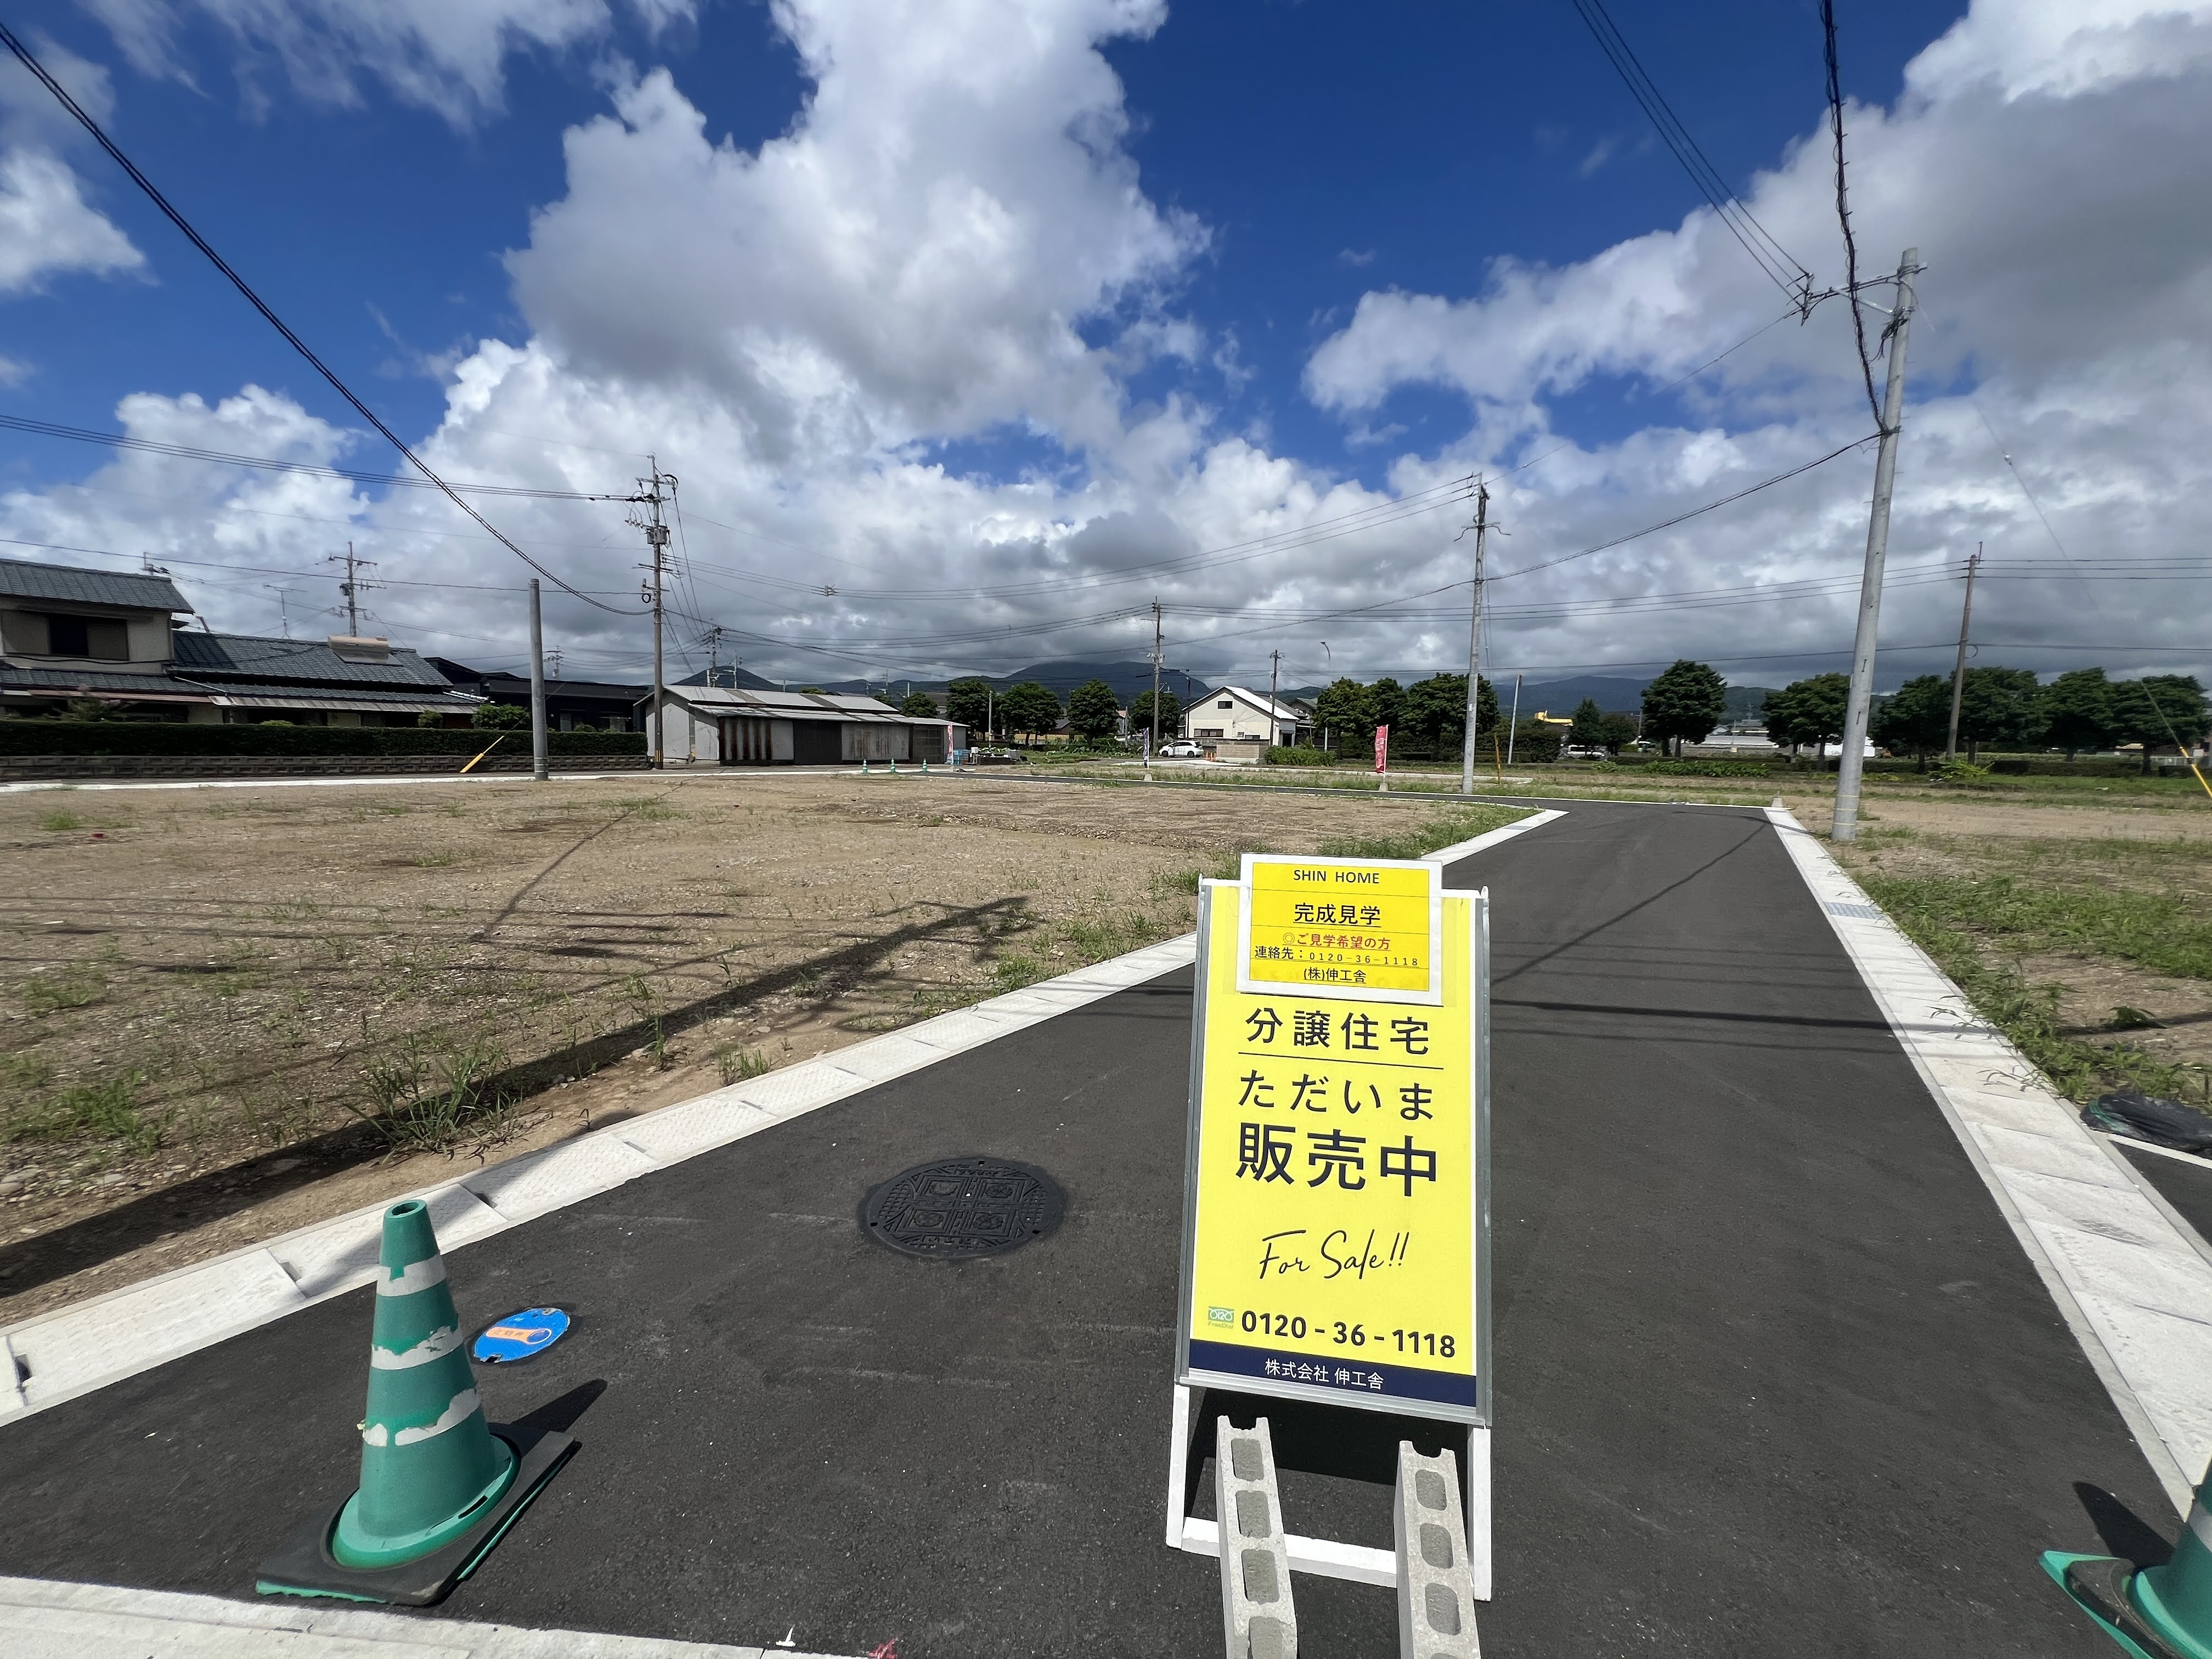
[[0, 148, 144, 295], [9, 0, 2212, 696], [81, 0, 693, 125]]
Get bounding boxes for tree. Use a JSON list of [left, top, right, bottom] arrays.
[[2109, 674, 2210, 772], [2038, 668, 2114, 759], [944, 676, 994, 733], [1955, 666, 2041, 760], [1869, 675, 1951, 767], [1066, 678, 1121, 743], [898, 690, 941, 719], [1128, 688, 1183, 743], [1401, 673, 1498, 754], [1312, 678, 1375, 748], [1641, 660, 1728, 755], [1598, 712, 1639, 753], [997, 681, 1062, 741], [1763, 673, 1849, 759], [472, 702, 531, 730], [1568, 698, 1606, 747], [1369, 676, 1406, 738]]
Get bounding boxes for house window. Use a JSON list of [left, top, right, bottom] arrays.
[[1196, 728, 1224, 738], [34, 613, 130, 661], [1217, 699, 1232, 709]]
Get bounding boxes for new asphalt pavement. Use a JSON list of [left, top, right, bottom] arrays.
[[0, 798, 2190, 1655]]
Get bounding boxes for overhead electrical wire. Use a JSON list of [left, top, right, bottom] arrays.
[[0, 22, 641, 617], [1820, 0, 1885, 428], [0, 413, 629, 500], [1567, 0, 1813, 310]]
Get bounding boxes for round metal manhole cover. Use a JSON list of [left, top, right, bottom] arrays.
[[860, 1156, 1066, 1261]]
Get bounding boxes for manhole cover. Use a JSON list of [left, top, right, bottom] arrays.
[[860, 1155, 1066, 1260]]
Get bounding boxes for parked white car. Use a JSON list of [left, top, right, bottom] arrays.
[[1159, 740, 1206, 757]]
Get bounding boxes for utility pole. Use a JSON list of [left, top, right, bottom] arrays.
[[1150, 600, 1164, 774], [628, 460, 678, 769], [1268, 650, 1281, 747], [986, 684, 995, 744], [264, 584, 297, 639], [528, 578, 549, 782], [326, 543, 376, 636], [1459, 481, 1491, 795], [1832, 249, 1919, 842], [1505, 673, 1522, 769], [1944, 543, 1980, 761]]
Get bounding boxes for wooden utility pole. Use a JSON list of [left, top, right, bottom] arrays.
[[1831, 250, 1918, 842], [1944, 543, 1980, 761]]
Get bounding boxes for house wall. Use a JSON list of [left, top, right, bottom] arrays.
[[840, 722, 911, 763], [1187, 692, 1285, 743], [0, 602, 174, 665]]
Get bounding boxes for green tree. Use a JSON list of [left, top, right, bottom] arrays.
[[1368, 676, 1406, 737], [472, 702, 530, 729], [1401, 673, 1497, 754], [2038, 668, 2114, 759], [1568, 697, 1606, 747], [898, 690, 941, 719], [1066, 678, 1122, 743], [1956, 666, 2041, 760], [1128, 688, 1183, 743], [2109, 674, 2210, 772], [997, 681, 1063, 741], [1869, 675, 1951, 767], [1312, 678, 1375, 747], [944, 676, 994, 735], [1641, 659, 1729, 755], [1763, 672, 1849, 759], [1598, 712, 1639, 753]]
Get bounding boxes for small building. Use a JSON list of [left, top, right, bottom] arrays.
[[1183, 685, 1312, 760], [431, 659, 648, 732], [0, 556, 482, 725], [646, 686, 966, 766]]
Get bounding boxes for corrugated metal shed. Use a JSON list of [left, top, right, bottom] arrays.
[[0, 556, 189, 612]]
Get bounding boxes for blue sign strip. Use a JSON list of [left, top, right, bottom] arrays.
[[1187, 1338, 1477, 1408]]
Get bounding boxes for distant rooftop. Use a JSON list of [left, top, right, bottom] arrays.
[[172, 631, 452, 688]]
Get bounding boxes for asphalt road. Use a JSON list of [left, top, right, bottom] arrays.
[[0, 799, 2185, 1656]]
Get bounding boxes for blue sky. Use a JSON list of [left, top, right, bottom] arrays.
[[2, 0, 2208, 693]]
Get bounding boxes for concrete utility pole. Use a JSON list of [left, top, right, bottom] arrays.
[[1150, 600, 1164, 769], [629, 461, 678, 769], [1505, 673, 1522, 769], [1944, 542, 1980, 761], [329, 543, 375, 636], [1831, 249, 1918, 843], [528, 578, 549, 783], [1268, 650, 1282, 747], [1459, 481, 1491, 795]]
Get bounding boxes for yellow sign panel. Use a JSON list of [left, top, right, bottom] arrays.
[[1238, 854, 1442, 1003], [1182, 872, 1486, 1421]]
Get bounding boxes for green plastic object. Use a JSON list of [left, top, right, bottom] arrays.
[[2044, 1474, 2212, 1659], [330, 1201, 516, 1568]]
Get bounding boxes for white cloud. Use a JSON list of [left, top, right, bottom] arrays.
[[0, 148, 144, 295], [82, 0, 694, 125]]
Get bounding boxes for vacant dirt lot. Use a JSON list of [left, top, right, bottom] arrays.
[[1, 772, 1519, 1323]]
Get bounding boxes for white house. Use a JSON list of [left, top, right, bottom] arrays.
[[1183, 685, 1309, 746], [645, 685, 965, 767]]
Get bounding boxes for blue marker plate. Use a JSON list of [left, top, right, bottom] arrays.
[[472, 1306, 571, 1364]]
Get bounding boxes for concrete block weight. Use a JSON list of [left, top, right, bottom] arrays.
[[1214, 1416, 1297, 1659], [1395, 1443, 1481, 1658]]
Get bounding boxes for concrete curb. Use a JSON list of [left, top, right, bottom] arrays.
[[0, 1574, 858, 1657], [1766, 805, 2212, 1514], [1421, 807, 1566, 867], [0, 935, 1199, 1427]]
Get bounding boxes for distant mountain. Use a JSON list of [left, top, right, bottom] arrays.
[[675, 665, 783, 690], [806, 659, 1191, 707]]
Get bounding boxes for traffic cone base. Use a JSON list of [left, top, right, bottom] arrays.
[[333, 1434, 515, 1567], [257, 1422, 574, 1607]]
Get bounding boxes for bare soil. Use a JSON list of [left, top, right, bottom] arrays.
[[1, 772, 1513, 1324]]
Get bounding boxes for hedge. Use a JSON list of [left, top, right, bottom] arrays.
[[0, 720, 644, 757]]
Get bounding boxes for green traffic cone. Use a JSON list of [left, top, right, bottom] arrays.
[[334, 1199, 515, 1566], [256, 1200, 577, 1605], [2044, 1464, 2212, 1658]]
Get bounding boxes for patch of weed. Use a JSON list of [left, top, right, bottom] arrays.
[[40, 810, 82, 832], [1317, 804, 1527, 862], [715, 1043, 774, 1086], [22, 960, 107, 1015]]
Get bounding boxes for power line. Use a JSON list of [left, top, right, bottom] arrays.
[[0, 22, 639, 617], [1568, 0, 1812, 310], [1821, 0, 1884, 428]]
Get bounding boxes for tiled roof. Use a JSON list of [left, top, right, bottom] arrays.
[[171, 631, 452, 687], [0, 556, 189, 612]]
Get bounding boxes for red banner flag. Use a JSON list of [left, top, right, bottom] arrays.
[[1374, 724, 1389, 774]]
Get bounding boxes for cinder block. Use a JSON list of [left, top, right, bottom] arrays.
[[1395, 1442, 1480, 1659], [1215, 1416, 1297, 1659]]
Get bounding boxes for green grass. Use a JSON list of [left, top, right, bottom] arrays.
[[21, 961, 106, 1015], [715, 1043, 774, 1086], [40, 810, 82, 832], [350, 1032, 513, 1152], [1860, 873, 2212, 982], [2, 1068, 159, 1152], [1317, 804, 1528, 862]]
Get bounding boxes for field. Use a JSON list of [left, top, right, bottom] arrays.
[[0, 774, 1523, 1323]]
